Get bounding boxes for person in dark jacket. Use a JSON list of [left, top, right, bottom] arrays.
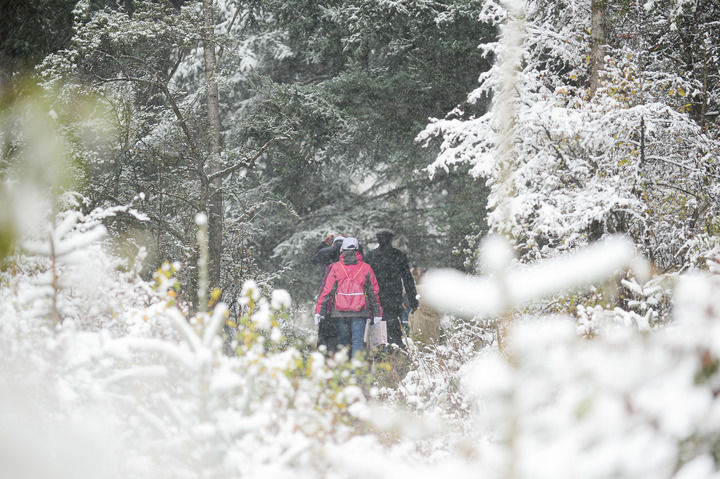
[[365, 229, 418, 349], [310, 234, 345, 268], [311, 234, 346, 353], [315, 237, 383, 359]]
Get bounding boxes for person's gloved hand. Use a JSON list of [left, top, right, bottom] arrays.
[[314, 313, 324, 326], [373, 316, 382, 325], [410, 297, 419, 313]]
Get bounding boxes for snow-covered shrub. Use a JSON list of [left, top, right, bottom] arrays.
[[451, 264, 720, 478], [8, 217, 720, 479], [1, 261, 379, 478], [384, 316, 495, 423], [548, 270, 674, 334], [396, 232, 720, 478], [2, 194, 152, 332]]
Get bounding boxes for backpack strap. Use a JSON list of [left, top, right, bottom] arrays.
[[339, 260, 366, 279], [338, 261, 350, 279], [352, 262, 366, 279]]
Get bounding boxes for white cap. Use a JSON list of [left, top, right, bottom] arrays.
[[333, 235, 345, 243], [341, 237, 359, 250]]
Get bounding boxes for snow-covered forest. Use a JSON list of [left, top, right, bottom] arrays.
[[1, 0, 720, 477]]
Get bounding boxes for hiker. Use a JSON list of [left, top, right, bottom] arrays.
[[365, 229, 418, 349], [311, 234, 346, 353], [310, 234, 345, 268], [315, 237, 383, 359]]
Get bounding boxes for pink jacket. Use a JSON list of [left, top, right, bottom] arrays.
[[315, 250, 383, 319]]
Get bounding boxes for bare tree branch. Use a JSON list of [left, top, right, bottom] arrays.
[[217, 2, 244, 59], [151, 191, 200, 210], [149, 215, 189, 243], [96, 49, 201, 159], [652, 182, 699, 199], [207, 133, 290, 182]]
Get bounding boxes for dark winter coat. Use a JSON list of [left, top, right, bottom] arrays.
[[316, 315, 337, 353], [310, 241, 342, 268], [365, 245, 418, 311], [315, 250, 383, 319], [316, 262, 337, 352], [366, 244, 417, 348]]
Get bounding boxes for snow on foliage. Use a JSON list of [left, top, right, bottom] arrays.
[[418, 0, 720, 273], [422, 234, 648, 318], [6, 0, 720, 478], [1, 245, 375, 478], [6, 216, 720, 477], [7, 196, 153, 330]]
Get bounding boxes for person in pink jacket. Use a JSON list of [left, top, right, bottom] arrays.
[[315, 237, 383, 359]]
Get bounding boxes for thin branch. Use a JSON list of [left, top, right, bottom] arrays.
[[148, 215, 188, 243], [96, 49, 201, 158], [151, 191, 199, 210], [651, 182, 699, 199], [157, 81, 202, 158], [94, 74, 153, 84], [226, 2, 244, 33], [94, 72, 200, 158], [541, 125, 584, 188], [217, 2, 244, 58], [167, 47, 187, 81], [207, 133, 290, 182], [640, 116, 646, 166], [645, 155, 706, 175]]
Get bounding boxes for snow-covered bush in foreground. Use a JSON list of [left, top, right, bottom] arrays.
[[404, 234, 720, 478], [460, 299, 720, 479], [5, 193, 152, 331], [7, 231, 720, 478], [0, 266, 377, 478]]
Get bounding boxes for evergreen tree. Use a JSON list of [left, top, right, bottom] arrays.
[[35, 0, 496, 307], [420, 0, 720, 275], [255, 0, 495, 300]]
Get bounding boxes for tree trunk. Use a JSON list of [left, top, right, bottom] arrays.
[[701, 32, 708, 132], [589, 0, 605, 97], [202, 0, 223, 293]]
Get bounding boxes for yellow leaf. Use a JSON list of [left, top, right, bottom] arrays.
[[678, 88, 687, 97], [210, 288, 222, 301], [668, 89, 675, 96], [376, 362, 393, 372]]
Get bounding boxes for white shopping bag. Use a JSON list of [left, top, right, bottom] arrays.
[[364, 319, 388, 348]]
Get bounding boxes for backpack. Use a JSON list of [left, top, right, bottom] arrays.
[[334, 262, 368, 312]]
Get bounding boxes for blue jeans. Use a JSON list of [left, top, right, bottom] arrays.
[[401, 307, 410, 333], [336, 317, 366, 359]]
